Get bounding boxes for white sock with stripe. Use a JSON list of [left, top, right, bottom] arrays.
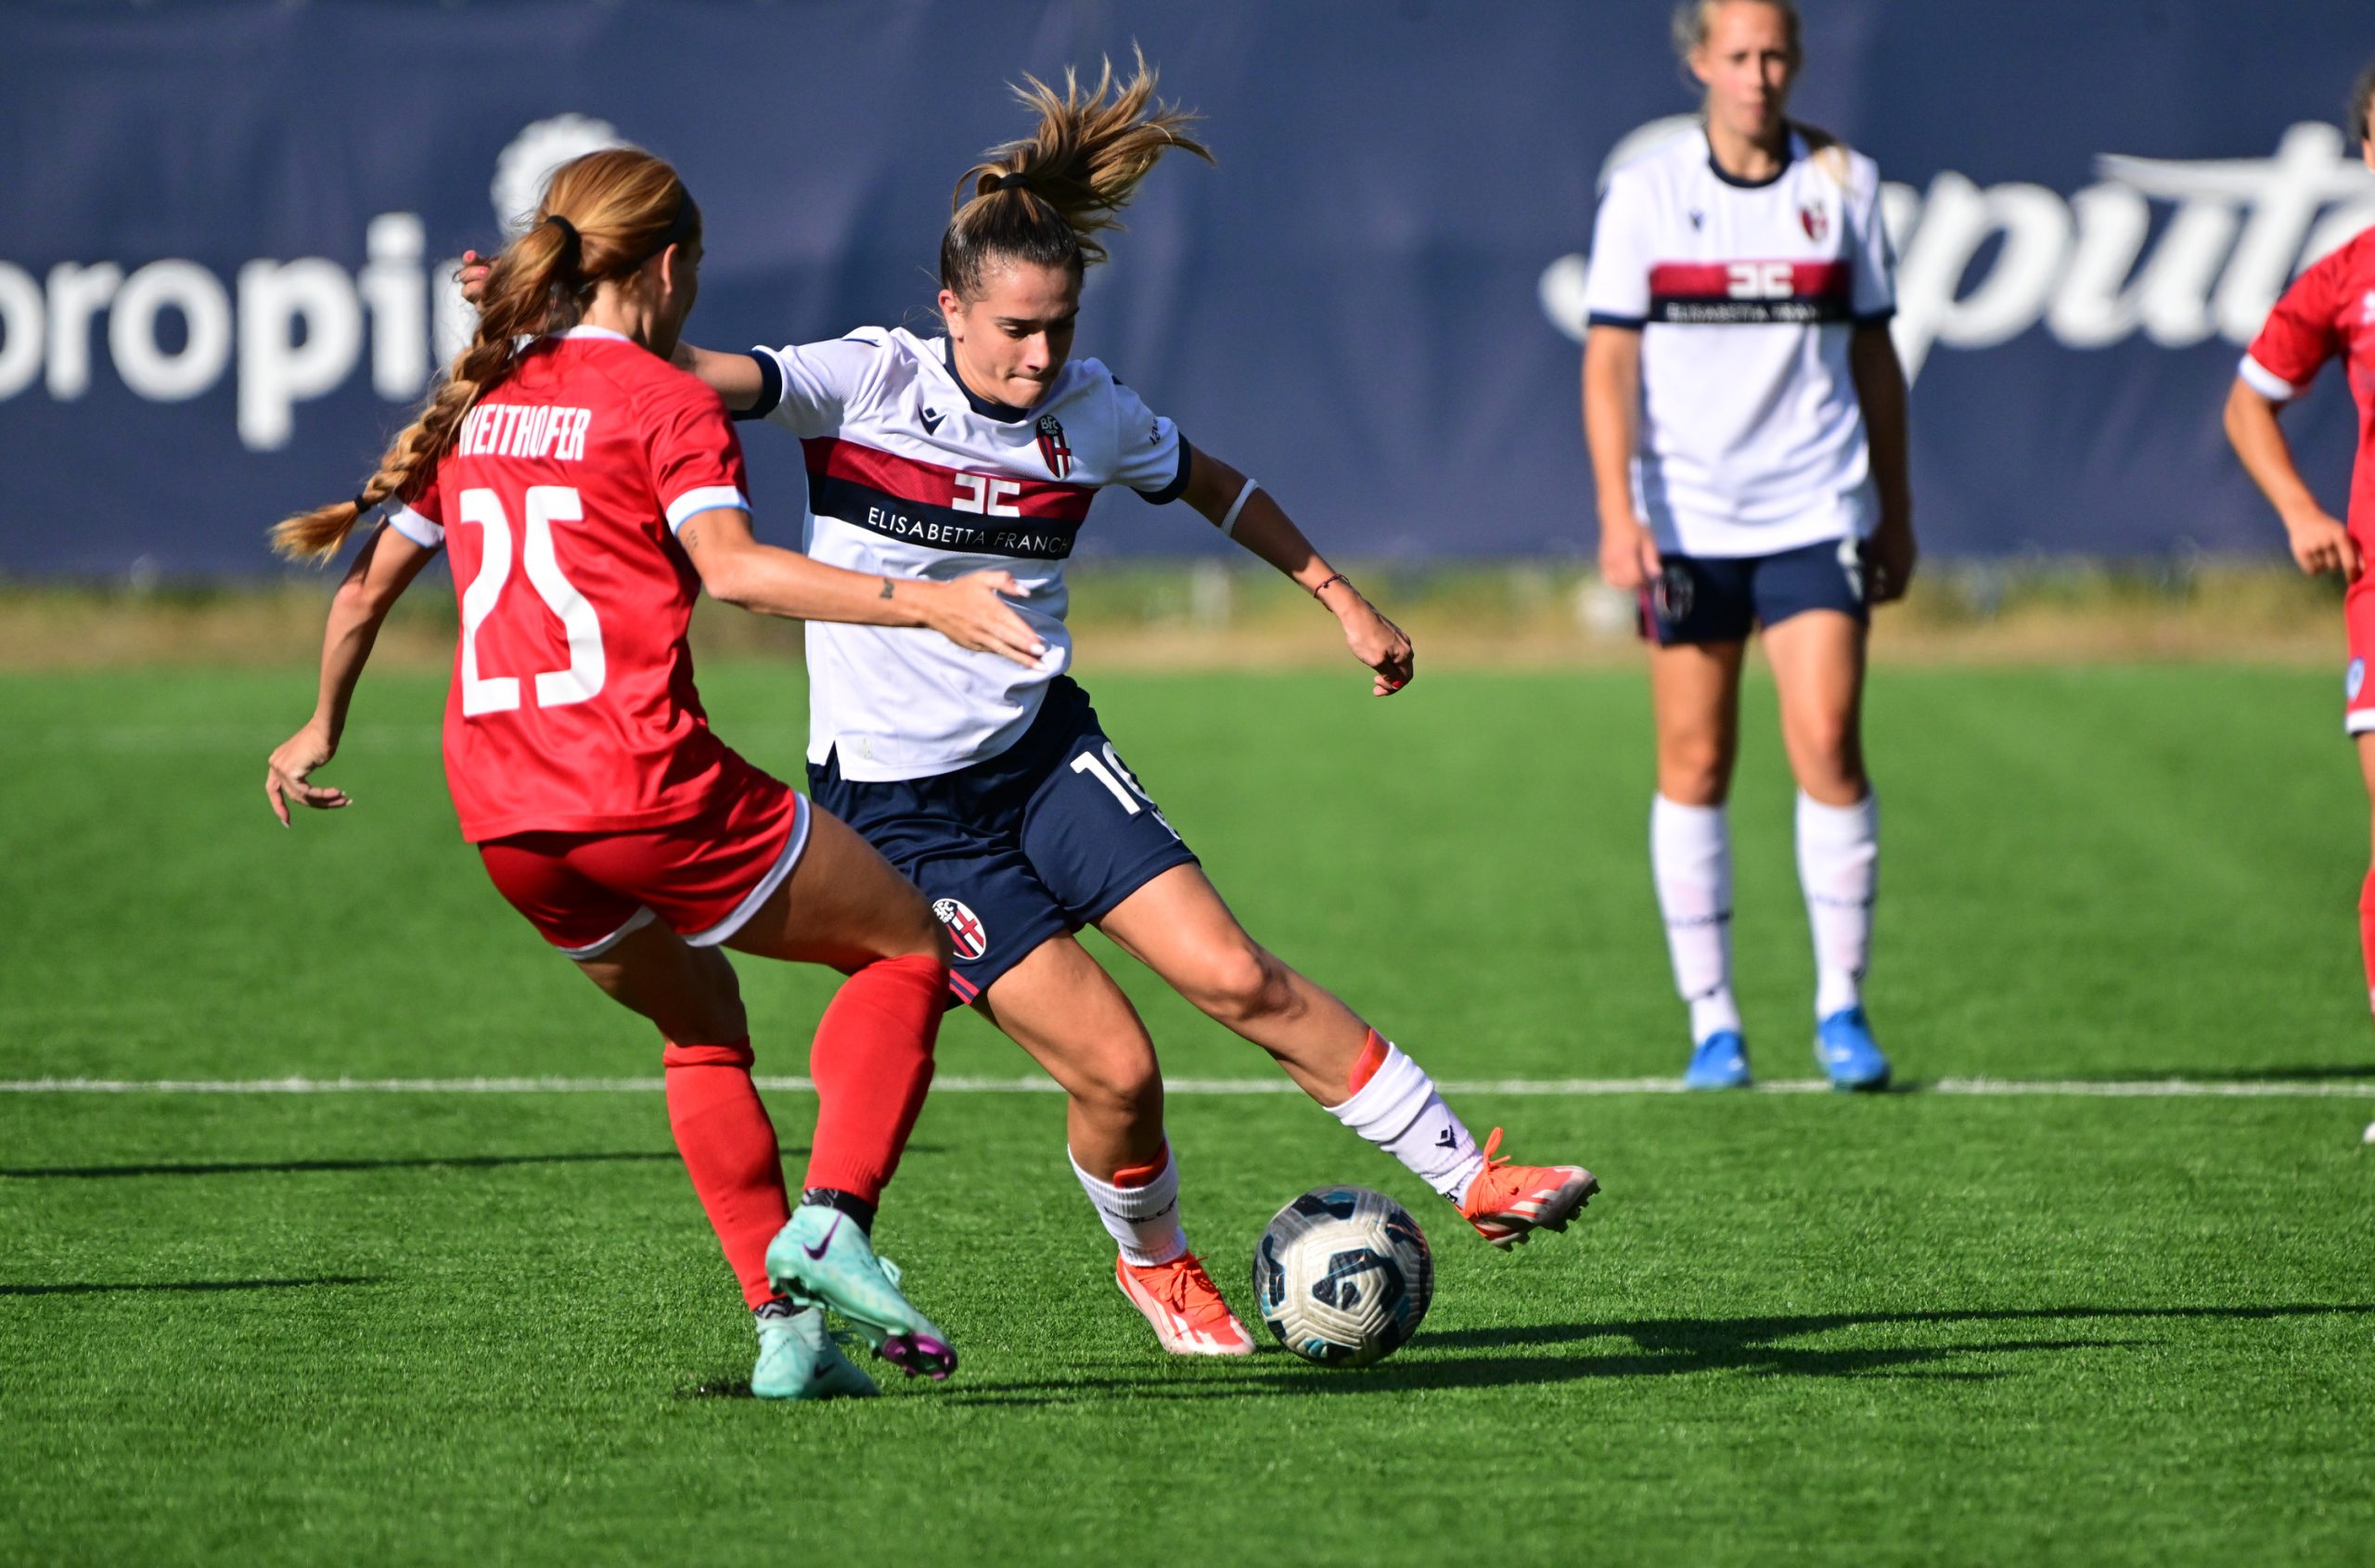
[[1069, 1143, 1188, 1267], [1326, 1041, 1484, 1205], [1797, 790, 1879, 1019], [1652, 794, 1742, 1043]]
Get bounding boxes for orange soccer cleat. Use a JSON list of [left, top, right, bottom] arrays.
[[1458, 1128, 1598, 1249], [1115, 1253, 1257, 1356]]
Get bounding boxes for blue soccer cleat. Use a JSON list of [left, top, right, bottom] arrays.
[[765, 1204, 957, 1382], [1815, 1007, 1891, 1091], [751, 1303, 879, 1402], [1684, 1030, 1752, 1090]]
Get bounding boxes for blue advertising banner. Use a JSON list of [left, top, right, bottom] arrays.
[[1, 0, 2370, 574]]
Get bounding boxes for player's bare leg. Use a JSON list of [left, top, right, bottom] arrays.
[[1765, 609, 1888, 1090], [1649, 639, 1752, 1086], [1096, 865, 1595, 1247], [978, 935, 1250, 1355]]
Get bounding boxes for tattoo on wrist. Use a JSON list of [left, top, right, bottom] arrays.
[[879, 578, 896, 599]]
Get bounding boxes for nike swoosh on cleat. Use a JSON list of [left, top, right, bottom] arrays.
[[802, 1215, 842, 1260]]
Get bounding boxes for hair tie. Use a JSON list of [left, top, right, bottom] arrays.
[[991, 172, 1033, 193], [352, 493, 377, 515], [543, 213, 581, 253]]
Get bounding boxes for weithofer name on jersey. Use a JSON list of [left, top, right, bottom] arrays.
[[456, 403, 594, 461]]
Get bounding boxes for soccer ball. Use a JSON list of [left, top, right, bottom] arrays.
[[1251, 1186, 1433, 1368]]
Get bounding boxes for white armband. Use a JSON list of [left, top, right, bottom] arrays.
[[1218, 476, 1260, 539]]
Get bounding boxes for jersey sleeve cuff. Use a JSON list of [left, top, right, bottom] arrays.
[[2238, 353, 2303, 402], [1852, 306, 1897, 326], [1135, 439, 1193, 505], [1585, 311, 1647, 330], [664, 486, 751, 533], [384, 501, 443, 548], [733, 349, 785, 421]]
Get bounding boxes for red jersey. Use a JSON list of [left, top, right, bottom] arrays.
[[2240, 225, 2375, 541], [384, 326, 756, 842]]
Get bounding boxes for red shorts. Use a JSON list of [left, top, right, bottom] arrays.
[[478, 770, 809, 958], [2350, 575, 2375, 736]]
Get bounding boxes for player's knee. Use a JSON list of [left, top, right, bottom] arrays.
[[1181, 939, 1296, 1028], [1658, 739, 1730, 805], [1071, 1049, 1162, 1125], [1787, 717, 1865, 793]]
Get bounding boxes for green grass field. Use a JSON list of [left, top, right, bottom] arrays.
[[6, 661, 2374, 1565]]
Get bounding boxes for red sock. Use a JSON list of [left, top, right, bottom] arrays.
[[2357, 868, 2375, 1016], [662, 1038, 790, 1310], [1346, 1028, 1391, 1095], [1111, 1145, 1170, 1189], [802, 953, 944, 1205]]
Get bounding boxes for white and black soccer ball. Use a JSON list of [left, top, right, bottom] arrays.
[[1252, 1186, 1433, 1368]]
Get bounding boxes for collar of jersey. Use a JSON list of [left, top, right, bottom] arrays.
[[1702, 125, 1800, 190], [938, 337, 1037, 425], [558, 325, 633, 343]]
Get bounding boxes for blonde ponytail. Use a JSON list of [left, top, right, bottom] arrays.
[[939, 48, 1211, 301], [271, 148, 700, 560]]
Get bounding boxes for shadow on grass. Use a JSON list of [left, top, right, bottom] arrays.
[[0, 1149, 844, 1179], [942, 1301, 2375, 1407], [0, 1277, 382, 1297]]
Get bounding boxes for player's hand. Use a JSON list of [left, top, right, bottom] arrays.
[[1342, 599, 1415, 696], [1866, 520, 1919, 604], [1598, 514, 1661, 594], [920, 571, 1047, 668], [265, 721, 349, 827], [2284, 511, 2362, 581], [457, 250, 491, 305]]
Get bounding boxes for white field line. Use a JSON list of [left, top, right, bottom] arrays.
[[0, 1074, 2368, 1099]]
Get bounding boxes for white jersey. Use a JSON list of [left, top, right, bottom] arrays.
[[1583, 125, 1895, 559], [745, 326, 1189, 780]]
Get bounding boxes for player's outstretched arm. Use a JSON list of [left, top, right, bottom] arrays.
[[265, 525, 439, 825], [675, 507, 1046, 666], [1182, 448, 1414, 695], [1583, 324, 1659, 593], [2225, 378, 2360, 580], [1849, 324, 1917, 602]]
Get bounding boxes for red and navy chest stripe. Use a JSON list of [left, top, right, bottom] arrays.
[[1650, 260, 1851, 325], [803, 437, 1097, 560]]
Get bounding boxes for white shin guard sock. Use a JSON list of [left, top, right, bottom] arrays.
[[1326, 1043, 1484, 1205], [1796, 789, 1879, 1019], [1069, 1144, 1188, 1268], [1651, 795, 1742, 1042]]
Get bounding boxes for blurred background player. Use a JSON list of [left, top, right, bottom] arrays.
[[565, 57, 1598, 1356], [264, 149, 1046, 1400], [1583, 0, 1915, 1090], [2224, 56, 2375, 1139]]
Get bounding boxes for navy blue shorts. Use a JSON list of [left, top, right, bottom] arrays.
[[808, 676, 1200, 1006], [1637, 536, 1870, 647]]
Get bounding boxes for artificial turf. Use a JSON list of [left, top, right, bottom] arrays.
[[4, 661, 2372, 1565]]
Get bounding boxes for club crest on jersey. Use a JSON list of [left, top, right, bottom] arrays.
[[1035, 415, 1073, 480], [1800, 201, 1829, 242], [932, 898, 989, 961], [2349, 658, 2366, 703]]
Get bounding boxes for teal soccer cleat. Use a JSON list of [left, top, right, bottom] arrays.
[[1684, 1030, 1752, 1090], [1816, 1007, 1891, 1092], [751, 1304, 879, 1402], [764, 1204, 957, 1382]]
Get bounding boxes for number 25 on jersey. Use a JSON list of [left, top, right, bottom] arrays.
[[455, 485, 608, 718]]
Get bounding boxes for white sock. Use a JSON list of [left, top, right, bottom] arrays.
[[1327, 1042, 1484, 1205], [1651, 795, 1741, 1042], [1069, 1143, 1188, 1267], [1797, 790, 1879, 1019]]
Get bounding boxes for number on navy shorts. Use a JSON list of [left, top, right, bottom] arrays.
[[1070, 743, 1179, 840], [455, 485, 607, 717]]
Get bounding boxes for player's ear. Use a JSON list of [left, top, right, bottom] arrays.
[[937, 288, 965, 338]]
